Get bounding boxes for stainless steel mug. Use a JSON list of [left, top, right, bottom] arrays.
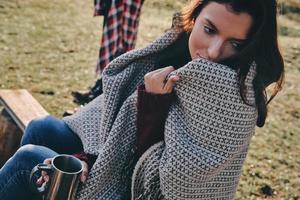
[[30, 154, 83, 200]]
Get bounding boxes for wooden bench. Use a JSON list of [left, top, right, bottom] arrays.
[[0, 89, 49, 166]]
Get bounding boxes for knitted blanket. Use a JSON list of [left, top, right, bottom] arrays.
[[63, 28, 257, 200]]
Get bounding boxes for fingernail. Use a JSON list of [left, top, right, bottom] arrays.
[[172, 76, 179, 81], [44, 175, 49, 182], [36, 177, 43, 185]]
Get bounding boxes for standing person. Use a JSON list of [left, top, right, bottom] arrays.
[[95, 0, 145, 74], [71, 0, 145, 105], [0, 0, 284, 199]]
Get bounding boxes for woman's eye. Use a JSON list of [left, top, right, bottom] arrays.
[[231, 41, 242, 50], [204, 26, 215, 35]]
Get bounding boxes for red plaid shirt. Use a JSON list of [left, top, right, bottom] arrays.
[[94, 0, 144, 74]]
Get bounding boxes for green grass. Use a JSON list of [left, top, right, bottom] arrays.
[[0, 0, 299, 199]]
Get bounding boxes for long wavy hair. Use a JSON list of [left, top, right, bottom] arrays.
[[180, 0, 284, 127]]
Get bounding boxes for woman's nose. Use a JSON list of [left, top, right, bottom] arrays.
[[207, 39, 223, 61]]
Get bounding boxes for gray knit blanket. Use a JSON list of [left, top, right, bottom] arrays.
[[63, 27, 257, 200]]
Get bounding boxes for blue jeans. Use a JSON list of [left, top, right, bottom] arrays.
[[0, 116, 83, 200]]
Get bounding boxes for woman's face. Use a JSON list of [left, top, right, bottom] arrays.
[[188, 2, 253, 62]]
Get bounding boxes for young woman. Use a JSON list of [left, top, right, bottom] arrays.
[[0, 0, 284, 199]]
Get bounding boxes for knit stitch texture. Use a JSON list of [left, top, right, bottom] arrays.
[[63, 27, 257, 199]]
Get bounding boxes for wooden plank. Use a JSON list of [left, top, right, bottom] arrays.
[[0, 89, 49, 132], [0, 108, 23, 167]]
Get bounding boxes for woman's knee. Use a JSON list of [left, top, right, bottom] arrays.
[[7, 144, 57, 172], [9, 145, 44, 169], [21, 116, 59, 145], [15, 145, 45, 162], [20, 115, 82, 154]]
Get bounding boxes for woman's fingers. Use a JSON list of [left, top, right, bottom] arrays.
[[36, 176, 44, 185], [144, 68, 165, 81], [41, 158, 51, 182], [144, 66, 178, 94], [36, 158, 52, 185], [155, 66, 175, 83], [41, 158, 52, 177], [164, 75, 180, 92], [43, 158, 52, 164], [145, 66, 174, 81], [80, 161, 89, 183], [146, 67, 165, 75], [158, 66, 179, 93]]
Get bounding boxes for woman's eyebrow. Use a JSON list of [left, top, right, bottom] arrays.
[[229, 37, 248, 43], [232, 38, 248, 42]]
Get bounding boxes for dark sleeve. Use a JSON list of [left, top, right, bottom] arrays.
[[72, 152, 97, 171], [136, 85, 175, 157]]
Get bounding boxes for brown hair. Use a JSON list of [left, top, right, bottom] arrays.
[[179, 0, 284, 127]]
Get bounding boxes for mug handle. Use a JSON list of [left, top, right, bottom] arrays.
[[29, 163, 53, 193]]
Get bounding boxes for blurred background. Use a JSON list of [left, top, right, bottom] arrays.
[[0, 0, 299, 199]]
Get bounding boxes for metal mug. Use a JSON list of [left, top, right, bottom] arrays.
[[30, 154, 83, 200]]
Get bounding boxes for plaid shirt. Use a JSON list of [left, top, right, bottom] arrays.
[[94, 0, 144, 74]]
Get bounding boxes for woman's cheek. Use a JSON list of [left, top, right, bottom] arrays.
[[189, 29, 206, 59]]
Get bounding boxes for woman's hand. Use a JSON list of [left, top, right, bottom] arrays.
[[36, 157, 89, 185], [80, 161, 89, 183], [144, 66, 180, 94], [36, 158, 52, 187]]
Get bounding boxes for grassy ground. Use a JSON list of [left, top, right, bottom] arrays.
[[0, 0, 299, 199]]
